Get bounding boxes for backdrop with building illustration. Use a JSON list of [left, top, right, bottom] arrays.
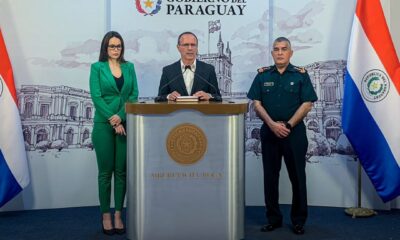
[[1, 0, 399, 211]]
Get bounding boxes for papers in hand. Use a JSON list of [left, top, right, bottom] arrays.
[[175, 96, 199, 102]]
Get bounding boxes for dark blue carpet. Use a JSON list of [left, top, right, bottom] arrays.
[[0, 205, 399, 240]]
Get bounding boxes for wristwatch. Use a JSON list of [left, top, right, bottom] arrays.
[[285, 122, 292, 130]]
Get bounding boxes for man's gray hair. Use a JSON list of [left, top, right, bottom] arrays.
[[273, 37, 291, 49]]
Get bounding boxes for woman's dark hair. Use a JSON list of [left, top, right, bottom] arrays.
[[98, 31, 126, 62]]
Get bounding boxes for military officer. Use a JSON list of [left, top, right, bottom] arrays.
[[247, 37, 318, 235]]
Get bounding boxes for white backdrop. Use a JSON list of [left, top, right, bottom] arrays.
[[0, 0, 399, 211]]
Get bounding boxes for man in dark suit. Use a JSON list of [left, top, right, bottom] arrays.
[[157, 32, 222, 101]]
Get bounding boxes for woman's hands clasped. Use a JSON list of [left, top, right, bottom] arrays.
[[109, 115, 126, 135], [113, 124, 126, 136]]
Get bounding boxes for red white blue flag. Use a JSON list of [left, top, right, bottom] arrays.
[[342, 0, 400, 202], [0, 29, 30, 207]]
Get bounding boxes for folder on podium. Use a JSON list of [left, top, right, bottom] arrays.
[[125, 100, 247, 240]]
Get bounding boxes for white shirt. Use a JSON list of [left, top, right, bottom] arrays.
[[180, 60, 196, 95]]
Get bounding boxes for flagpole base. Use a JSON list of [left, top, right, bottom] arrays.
[[344, 207, 377, 218]]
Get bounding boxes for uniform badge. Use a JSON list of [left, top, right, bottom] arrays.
[[264, 82, 274, 87], [290, 82, 294, 85]]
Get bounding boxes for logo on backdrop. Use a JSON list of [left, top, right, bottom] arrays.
[[135, 0, 162, 16], [166, 123, 207, 165], [361, 69, 390, 102], [135, 0, 247, 16]]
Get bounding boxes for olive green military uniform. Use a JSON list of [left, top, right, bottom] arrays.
[[247, 63, 317, 226]]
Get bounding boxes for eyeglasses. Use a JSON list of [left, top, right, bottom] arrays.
[[179, 43, 197, 48], [108, 45, 122, 50]]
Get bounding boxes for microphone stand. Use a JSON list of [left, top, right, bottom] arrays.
[[155, 68, 189, 102], [344, 156, 377, 218], [189, 68, 222, 102]]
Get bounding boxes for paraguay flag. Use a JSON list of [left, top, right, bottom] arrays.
[[342, 0, 400, 202], [0, 29, 30, 208]]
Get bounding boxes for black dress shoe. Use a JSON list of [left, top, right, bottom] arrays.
[[293, 224, 305, 235], [260, 223, 282, 232], [115, 228, 125, 235]]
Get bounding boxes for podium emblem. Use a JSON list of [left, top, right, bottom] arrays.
[[166, 123, 207, 165]]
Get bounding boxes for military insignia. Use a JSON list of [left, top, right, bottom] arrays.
[[264, 82, 274, 87], [135, 0, 162, 16], [257, 66, 270, 73], [294, 66, 306, 73]]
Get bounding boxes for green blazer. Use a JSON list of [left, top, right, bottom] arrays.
[[89, 61, 138, 123]]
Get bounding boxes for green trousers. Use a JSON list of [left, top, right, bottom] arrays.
[[92, 122, 126, 213]]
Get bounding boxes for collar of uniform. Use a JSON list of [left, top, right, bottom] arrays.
[[286, 63, 296, 72], [180, 59, 196, 73], [272, 63, 295, 73]]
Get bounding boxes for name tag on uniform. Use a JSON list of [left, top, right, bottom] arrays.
[[264, 82, 274, 87]]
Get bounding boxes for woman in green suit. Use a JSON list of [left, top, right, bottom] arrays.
[[89, 31, 138, 235]]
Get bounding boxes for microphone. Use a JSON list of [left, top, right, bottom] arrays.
[[188, 68, 222, 102], [155, 67, 189, 102]]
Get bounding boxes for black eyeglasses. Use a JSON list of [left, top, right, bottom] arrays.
[[179, 43, 197, 48], [108, 45, 122, 50]]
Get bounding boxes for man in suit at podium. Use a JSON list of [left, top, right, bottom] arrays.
[[157, 31, 222, 102]]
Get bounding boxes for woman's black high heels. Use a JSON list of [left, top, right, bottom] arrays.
[[102, 226, 115, 235], [102, 221, 115, 236]]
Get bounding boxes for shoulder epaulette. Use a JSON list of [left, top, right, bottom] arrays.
[[257, 66, 271, 73], [294, 66, 307, 73]]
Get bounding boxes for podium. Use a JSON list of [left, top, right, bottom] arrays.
[[125, 100, 247, 240]]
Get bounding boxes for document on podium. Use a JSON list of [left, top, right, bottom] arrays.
[[175, 96, 199, 102]]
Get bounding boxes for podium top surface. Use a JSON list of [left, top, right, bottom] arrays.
[[126, 100, 248, 115]]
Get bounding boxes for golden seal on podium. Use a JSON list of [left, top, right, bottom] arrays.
[[166, 123, 207, 165]]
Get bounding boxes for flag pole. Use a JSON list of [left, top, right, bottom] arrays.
[[208, 27, 210, 55], [344, 157, 376, 218]]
